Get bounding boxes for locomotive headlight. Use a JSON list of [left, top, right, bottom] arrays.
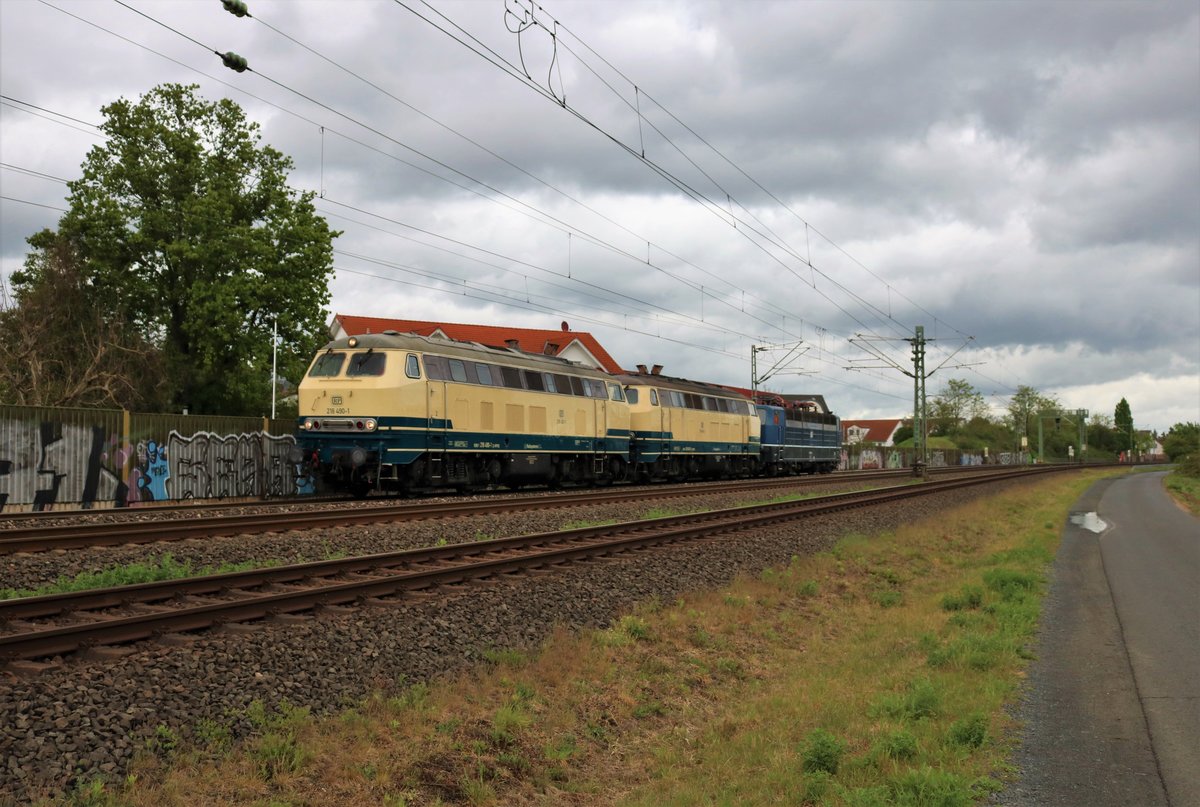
[[364, 418, 377, 431], [302, 418, 315, 430], [347, 337, 359, 348]]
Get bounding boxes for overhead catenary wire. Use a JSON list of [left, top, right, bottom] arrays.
[[90, 0, 872, 351], [394, 0, 912, 345]]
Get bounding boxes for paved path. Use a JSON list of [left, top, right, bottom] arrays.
[[1000, 471, 1199, 806]]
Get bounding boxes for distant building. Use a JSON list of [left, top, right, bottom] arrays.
[[329, 315, 625, 374], [842, 419, 904, 446]]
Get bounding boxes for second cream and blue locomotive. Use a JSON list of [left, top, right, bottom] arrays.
[[297, 330, 840, 495]]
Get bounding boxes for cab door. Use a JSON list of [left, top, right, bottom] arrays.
[[427, 377, 447, 452], [660, 391, 674, 459]]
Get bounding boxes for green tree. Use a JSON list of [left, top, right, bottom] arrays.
[[0, 234, 168, 409], [14, 83, 339, 415], [1161, 422, 1199, 462], [1007, 385, 1059, 448], [1114, 398, 1135, 454], [931, 378, 988, 435]]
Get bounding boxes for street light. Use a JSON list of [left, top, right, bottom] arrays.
[[271, 317, 278, 420]]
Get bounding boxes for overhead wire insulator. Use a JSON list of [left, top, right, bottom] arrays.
[[220, 51, 249, 72], [222, 0, 251, 17]]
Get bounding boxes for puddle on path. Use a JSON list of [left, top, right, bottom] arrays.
[[1069, 511, 1108, 533]]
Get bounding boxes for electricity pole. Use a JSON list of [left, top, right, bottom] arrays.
[[911, 326, 927, 475], [848, 326, 975, 479]]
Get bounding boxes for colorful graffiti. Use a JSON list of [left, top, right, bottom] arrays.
[[0, 420, 312, 511]]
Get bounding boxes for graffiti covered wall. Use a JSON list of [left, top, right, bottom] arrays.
[[0, 407, 311, 510]]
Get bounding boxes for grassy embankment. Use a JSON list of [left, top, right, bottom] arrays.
[[1163, 455, 1200, 516], [63, 471, 1119, 807]]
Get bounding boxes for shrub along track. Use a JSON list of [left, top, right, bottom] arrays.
[[0, 465, 1070, 803]]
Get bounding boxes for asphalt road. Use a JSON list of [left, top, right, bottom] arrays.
[[999, 470, 1199, 807]]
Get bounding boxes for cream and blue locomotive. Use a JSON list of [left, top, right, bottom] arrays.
[[297, 331, 632, 495], [618, 366, 761, 481]]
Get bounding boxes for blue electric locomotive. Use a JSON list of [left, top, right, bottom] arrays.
[[755, 394, 841, 474]]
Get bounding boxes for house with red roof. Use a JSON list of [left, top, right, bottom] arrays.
[[842, 419, 904, 446], [329, 315, 625, 374]]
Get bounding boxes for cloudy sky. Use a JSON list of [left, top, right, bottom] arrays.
[[2, 0, 1197, 432]]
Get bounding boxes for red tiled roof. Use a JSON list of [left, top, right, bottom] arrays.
[[332, 315, 625, 374], [841, 419, 903, 444]]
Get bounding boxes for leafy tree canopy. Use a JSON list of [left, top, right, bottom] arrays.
[[1108, 398, 1128, 453], [1007, 385, 1059, 438], [1162, 422, 1199, 462], [14, 83, 339, 415], [931, 378, 988, 435]]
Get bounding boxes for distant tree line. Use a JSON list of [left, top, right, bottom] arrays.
[[885, 380, 1177, 462]]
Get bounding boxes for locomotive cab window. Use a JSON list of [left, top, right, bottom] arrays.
[[650, 389, 659, 406], [449, 359, 468, 383], [625, 388, 639, 405], [405, 354, 421, 379], [347, 351, 386, 376], [308, 352, 345, 377], [476, 363, 494, 386], [424, 355, 449, 381], [608, 383, 625, 402], [501, 366, 525, 389], [523, 370, 545, 391]]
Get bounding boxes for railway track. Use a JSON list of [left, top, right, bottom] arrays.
[[0, 467, 1025, 555], [0, 465, 1066, 663], [0, 470, 909, 554], [0, 469, 918, 526]]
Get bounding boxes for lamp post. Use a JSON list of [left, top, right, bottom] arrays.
[[271, 317, 278, 420]]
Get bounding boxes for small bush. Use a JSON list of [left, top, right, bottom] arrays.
[[490, 703, 532, 745], [801, 728, 846, 774], [871, 589, 903, 608], [842, 785, 892, 807], [252, 731, 307, 781], [873, 678, 941, 721], [619, 615, 652, 641], [941, 584, 984, 611], [982, 568, 1038, 601], [889, 766, 974, 806], [877, 728, 919, 760], [947, 712, 989, 748]]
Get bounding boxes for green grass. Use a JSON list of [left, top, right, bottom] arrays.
[[0, 554, 283, 600], [1164, 460, 1200, 516]]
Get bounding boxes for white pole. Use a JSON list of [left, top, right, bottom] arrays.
[[271, 317, 278, 420]]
